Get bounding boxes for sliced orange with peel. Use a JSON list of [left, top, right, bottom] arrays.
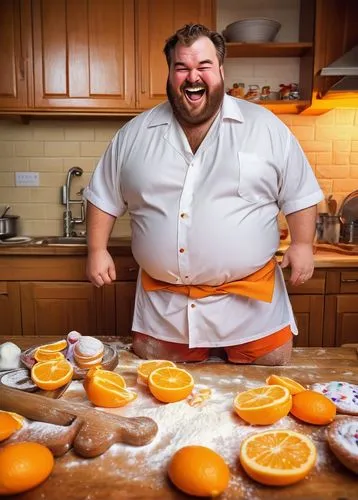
[[0, 410, 24, 427], [36, 339, 67, 353], [0, 412, 23, 441], [148, 366, 194, 403], [234, 385, 292, 425], [266, 374, 306, 395], [240, 429, 317, 486], [31, 358, 73, 391], [84, 367, 134, 407], [34, 349, 65, 363], [137, 360, 176, 385]]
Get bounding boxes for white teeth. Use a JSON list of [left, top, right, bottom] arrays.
[[186, 87, 205, 92]]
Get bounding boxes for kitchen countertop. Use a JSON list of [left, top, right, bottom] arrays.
[[0, 340, 357, 500], [0, 239, 357, 267]]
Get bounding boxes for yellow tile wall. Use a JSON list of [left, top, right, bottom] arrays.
[[0, 109, 358, 238]]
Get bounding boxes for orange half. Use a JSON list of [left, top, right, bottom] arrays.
[[0, 412, 23, 442], [31, 359, 73, 391], [37, 339, 67, 353], [266, 374, 306, 395], [34, 349, 65, 363], [234, 385, 292, 425], [137, 360, 176, 385], [148, 366, 194, 403], [240, 429, 317, 486]]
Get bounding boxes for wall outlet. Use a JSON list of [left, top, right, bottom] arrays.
[[15, 172, 40, 187]]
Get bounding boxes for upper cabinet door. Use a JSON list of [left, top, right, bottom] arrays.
[[136, 0, 215, 110], [32, 0, 135, 110], [0, 0, 32, 110]]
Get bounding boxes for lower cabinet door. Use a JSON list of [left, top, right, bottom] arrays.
[[289, 294, 324, 347], [0, 282, 22, 336], [115, 281, 137, 338], [324, 294, 358, 346], [20, 282, 115, 336]]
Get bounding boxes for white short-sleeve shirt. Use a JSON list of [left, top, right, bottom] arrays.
[[84, 95, 324, 347]]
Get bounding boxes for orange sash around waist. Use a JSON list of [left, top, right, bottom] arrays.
[[141, 258, 276, 303]]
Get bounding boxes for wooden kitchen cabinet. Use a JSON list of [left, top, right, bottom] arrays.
[[0, 0, 32, 110], [32, 0, 135, 110], [115, 281, 137, 337], [135, 0, 215, 109], [20, 281, 116, 337], [0, 282, 22, 336], [324, 270, 358, 346], [284, 270, 326, 347]]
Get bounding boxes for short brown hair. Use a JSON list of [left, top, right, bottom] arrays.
[[163, 24, 226, 67]]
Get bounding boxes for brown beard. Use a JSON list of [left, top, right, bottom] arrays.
[[167, 77, 224, 127]]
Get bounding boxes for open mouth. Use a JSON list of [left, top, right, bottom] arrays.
[[184, 86, 206, 102]]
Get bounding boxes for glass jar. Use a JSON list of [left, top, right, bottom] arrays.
[[323, 215, 341, 244]]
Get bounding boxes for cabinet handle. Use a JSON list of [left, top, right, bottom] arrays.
[[140, 55, 146, 94], [341, 279, 358, 283], [19, 57, 25, 80], [128, 267, 138, 273]]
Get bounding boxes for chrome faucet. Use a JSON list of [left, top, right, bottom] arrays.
[[61, 167, 85, 237]]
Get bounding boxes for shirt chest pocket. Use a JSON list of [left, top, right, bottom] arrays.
[[237, 152, 280, 203]]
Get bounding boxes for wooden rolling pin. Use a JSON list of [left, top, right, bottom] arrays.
[[0, 385, 158, 458]]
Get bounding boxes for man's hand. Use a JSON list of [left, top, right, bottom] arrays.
[[280, 242, 314, 286], [86, 249, 116, 287]]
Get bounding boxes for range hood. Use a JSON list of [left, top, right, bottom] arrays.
[[320, 45, 358, 94]]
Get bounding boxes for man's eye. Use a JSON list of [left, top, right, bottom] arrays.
[[199, 66, 211, 71]]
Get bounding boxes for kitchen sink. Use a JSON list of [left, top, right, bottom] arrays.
[[36, 236, 87, 245]]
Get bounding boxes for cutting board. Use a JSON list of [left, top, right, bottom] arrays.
[[0, 347, 357, 500]]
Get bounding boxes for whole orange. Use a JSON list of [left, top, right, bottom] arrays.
[[291, 390, 336, 425], [168, 445, 230, 497], [0, 442, 54, 496]]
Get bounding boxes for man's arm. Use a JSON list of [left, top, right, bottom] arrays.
[[281, 205, 317, 286], [86, 201, 117, 287]]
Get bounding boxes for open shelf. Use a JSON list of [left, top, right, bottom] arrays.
[[225, 42, 313, 58], [257, 100, 310, 114]]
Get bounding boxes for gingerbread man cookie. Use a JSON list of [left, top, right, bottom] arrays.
[[327, 417, 358, 474], [311, 381, 358, 415]]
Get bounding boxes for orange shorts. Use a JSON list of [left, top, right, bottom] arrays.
[[132, 325, 293, 364]]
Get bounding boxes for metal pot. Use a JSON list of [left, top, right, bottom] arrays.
[[0, 216, 19, 239]]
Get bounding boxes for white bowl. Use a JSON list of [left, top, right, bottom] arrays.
[[223, 17, 281, 43]]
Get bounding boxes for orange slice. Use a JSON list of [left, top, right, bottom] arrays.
[[31, 359, 73, 391], [0, 412, 23, 442], [137, 360, 176, 385], [234, 385, 292, 425], [34, 349, 65, 363], [0, 410, 24, 427], [266, 374, 306, 395], [148, 366, 194, 403], [84, 367, 135, 407], [37, 339, 67, 353], [240, 429, 317, 486]]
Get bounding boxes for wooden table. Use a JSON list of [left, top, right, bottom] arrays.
[[1, 339, 357, 500]]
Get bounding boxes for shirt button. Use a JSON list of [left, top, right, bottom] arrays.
[[179, 248, 185, 253], [191, 304, 196, 308]]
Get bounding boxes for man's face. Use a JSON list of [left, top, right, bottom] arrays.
[[166, 36, 224, 126]]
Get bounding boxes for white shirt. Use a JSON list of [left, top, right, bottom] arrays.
[[84, 95, 324, 347]]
